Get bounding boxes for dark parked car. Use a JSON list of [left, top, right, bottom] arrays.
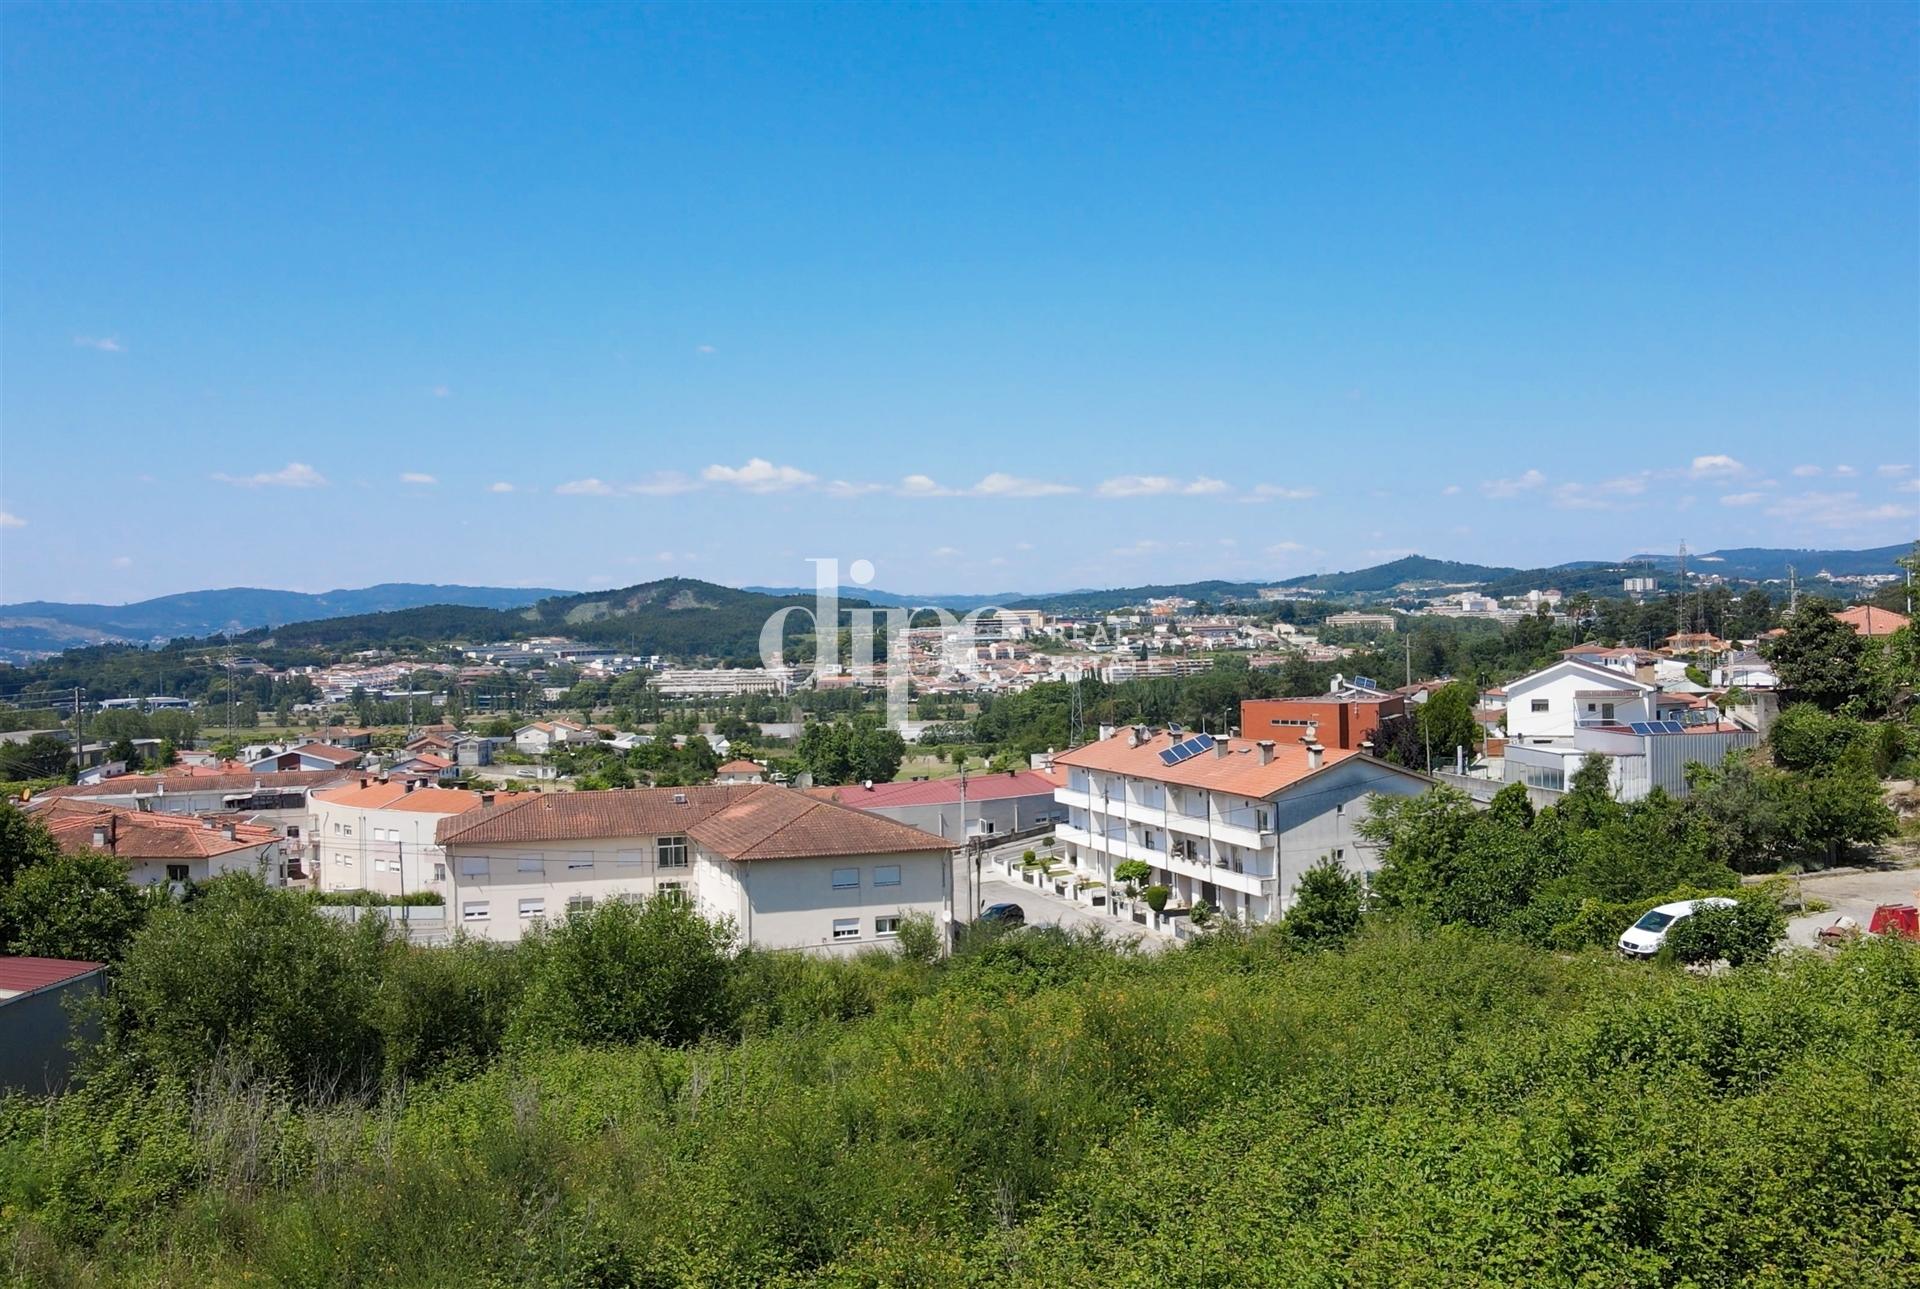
[[980, 902, 1026, 926]]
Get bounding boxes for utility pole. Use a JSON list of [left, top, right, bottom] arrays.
[[1787, 564, 1799, 613], [1676, 540, 1690, 637], [71, 686, 85, 779]]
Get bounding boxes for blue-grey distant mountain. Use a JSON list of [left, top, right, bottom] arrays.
[[1621, 544, 1912, 581], [742, 585, 1027, 612], [0, 583, 572, 656]]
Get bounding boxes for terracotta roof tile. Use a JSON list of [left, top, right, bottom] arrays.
[[312, 782, 484, 813], [37, 800, 278, 859], [1053, 728, 1393, 798], [1834, 605, 1910, 637]]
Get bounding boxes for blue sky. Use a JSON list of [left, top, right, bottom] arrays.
[[2, 2, 1915, 604]]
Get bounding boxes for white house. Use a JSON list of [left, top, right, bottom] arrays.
[[308, 778, 485, 897], [714, 759, 768, 784], [1050, 726, 1434, 925], [249, 743, 364, 773], [513, 720, 596, 755], [1499, 657, 1757, 799], [435, 784, 956, 952], [36, 799, 286, 887]]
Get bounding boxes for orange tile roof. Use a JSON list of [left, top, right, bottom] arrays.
[[278, 743, 364, 765], [38, 800, 278, 859], [1052, 728, 1381, 798], [1834, 605, 1910, 637], [436, 783, 952, 860], [312, 781, 485, 814], [716, 759, 765, 773], [35, 768, 356, 800]]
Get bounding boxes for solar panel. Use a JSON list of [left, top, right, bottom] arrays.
[[1158, 749, 1180, 766], [1627, 721, 1654, 735], [1192, 733, 1215, 751], [1663, 721, 1686, 734]]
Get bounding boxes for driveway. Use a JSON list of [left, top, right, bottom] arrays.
[[976, 878, 1170, 950], [1779, 865, 1920, 947]]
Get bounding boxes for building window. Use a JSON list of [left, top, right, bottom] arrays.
[[616, 849, 645, 866], [832, 918, 860, 940], [873, 865, 901, 887], [1335, 802, 1344, 817], [332, 822, 342, 835], [518, 898, 545, 919], [166, 864, 189, 882], [565, 855, 593, 871], [567, 894, 595, 915], [658, 881, 687, 901], [433, 862, 447, 882], [285, 826, 300, 840], [831, 867, 859, 890], [657, 835, 689, 869], [459, 856, 488, 877], [1602, 703, 1615, 721], [342, 824, 352, 836], [1530, 699, 1549, 713], [875, 915, 901, 936], [462, 901, 489, 922]]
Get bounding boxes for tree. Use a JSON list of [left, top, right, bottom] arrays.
[[1766, 597, 1865, 711], [1416, 681, 1479, 765], [508, 895, 737, 1049], [0, 732, 74, 781], [1142, 884, 1171, 914], [0, 853, 149, 962], [1281, 855, 1365, 947], [0, 802, 62, 888], [1663, 895, 1786, 967], [106, 875, 391, 1092], [1112, 859, 1152, 898]]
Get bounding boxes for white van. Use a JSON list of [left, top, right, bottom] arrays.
[[1617, 897, 1738, 959]]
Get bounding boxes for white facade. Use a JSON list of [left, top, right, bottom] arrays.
[[1053, 754, 1431, 923], [1502, 660, 1658, 745], [514, 722, 594, 755], [309, 793, 474, 898], [441, 833, 951, 952]]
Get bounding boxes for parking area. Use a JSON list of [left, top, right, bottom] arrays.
[[1780, 864, 1920, 947], [975, 878, 1169, 949]]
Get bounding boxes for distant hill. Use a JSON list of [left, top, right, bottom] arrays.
[[255, 578, 856, 664], [743, 585, 1024, 612], [1621, 544, 1912, 581], [1005, 580, 1270, 613], [1277, 556, 1520, 595], [0, 583, 572, 658]]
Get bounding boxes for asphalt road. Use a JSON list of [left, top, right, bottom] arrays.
[[1781, 865, 1920, 947], [976, 877, 1167, 948]]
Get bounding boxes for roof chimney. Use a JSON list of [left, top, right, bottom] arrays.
[[1256, 739, 1275, 765], [360, 776, 369, 789], [1212, 739, 1230, 758], [92, 824, 109, 848], [223, 823, 236, 841], [1304, 720, 1319, 746], [1305, 741, 1324, 771], [404, 779, 415, 792], [480, 792, 495, 807]]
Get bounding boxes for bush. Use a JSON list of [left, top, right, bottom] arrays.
[[1281, 856, 1365, 947], [507, 895, 737, 1049], [1664, 895, 1788, 968], [0, 852, 151, 963], [893, 910, 942, 964], [371, 936, 524, 1084], [104, 874, 391, 1094], [1142, 884, 1170, 914]]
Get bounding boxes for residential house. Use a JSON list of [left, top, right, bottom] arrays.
[[30, 769, 354, 847], [821, 769, 1065, 842], [250, 743, 365, 773], [436, 784, 956, 952], [514, 720, 596, 755], [1499, 657, 1756, 800], [1834, 605, 1910, 637], [714, 759, 768, 784], [1051, 726, 1433, 924], [36, 799, 285, 886], [0, 957, 106, 1094], [309, 779, 485, 897]]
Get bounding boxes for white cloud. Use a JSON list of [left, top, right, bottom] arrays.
[[399, 472, 438, 486], [212, 462, 328, 489], [488, 482, 516, 493], [824, 479, 889, 498], [1689, 454, 1746, 479], [555, 478, 617, 496], [1096, 474, 1228, 498], [702, 458, 817, 492], [111, 555, 134, 568], [1898, 478, 1920, 494], [1763, 490, 1918, 529], [1554, 475, 1651, 511], [1247, 483, 1317, 502], [1791, 464, 1822, 477], [1878, 463, 1914, 477], [1481, 469, 1545, 499], [1833, 464, 1858, 477], [970, 472, 1075, 498], [1266, 540, 1308, 555], [695, 344, 716, 355], [0, 511, 23, 529], [1111, 539, 1165, 558], [627, 472, 701, 496], [1441, 484, 1462, 496], [931, 545, 962, 558], [73, 335, 124, 353], [430, 384, 452, 398], [896, 474, 957, 497], [1719, 492, 1765, 507]]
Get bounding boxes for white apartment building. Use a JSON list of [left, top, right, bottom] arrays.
[[651, 667, 794, 698], [435, 784, 955, 952], [514, 720, 597, 755], [308, 778, 484, 898], [1050, 726, 1432, 924]]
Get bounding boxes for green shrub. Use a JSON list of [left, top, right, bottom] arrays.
[[1142, 884, 1170, 914], [1663, 895, 1788, 968]]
